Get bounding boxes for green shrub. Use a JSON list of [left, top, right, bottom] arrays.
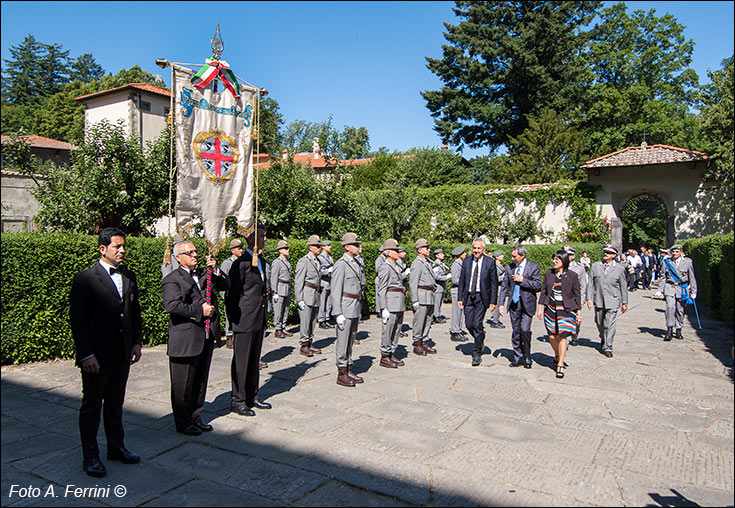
[[681, 233, 734, 326]]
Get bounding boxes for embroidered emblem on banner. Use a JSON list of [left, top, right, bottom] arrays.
[[192, 129, 240, 186]]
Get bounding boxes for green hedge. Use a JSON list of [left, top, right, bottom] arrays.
[[681, 233, 734, 326], [1, 232, 600, 364]]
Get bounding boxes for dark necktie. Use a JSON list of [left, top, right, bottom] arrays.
[[110, 267, 123, 275], [470, 259, 479, 297]]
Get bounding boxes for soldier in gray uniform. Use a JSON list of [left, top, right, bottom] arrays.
[[317, 240, 335, 329], [449, 246, 468, 341], [432, 248, 451, 324], [220, 239, 244, 348], [588, 244, 628, 358], [374, 246, 389, 315], [377, 238, 407, 368], [294, 235, 324, 357], [332, 233, 365, 387], [410, 238, 437, 355], [396, 246, 410, 337], [270, 240, 293, 339], [487, 250, 507, 329], [655, 244, 697, 340], [564, 245, 589, 346]]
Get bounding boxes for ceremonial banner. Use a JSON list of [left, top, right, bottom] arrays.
[[173, 67, 255, 253]]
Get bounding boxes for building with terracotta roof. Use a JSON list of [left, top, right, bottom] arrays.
[[582, 142, 730, 248], [75, 82, 171, 149], [1, 134, 76, 167]]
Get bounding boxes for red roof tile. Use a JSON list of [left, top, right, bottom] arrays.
[[1, 134, 76, 150], [254, 152, 373, 170], [583, 144, 709, 169], [75, 82, 171, 102]]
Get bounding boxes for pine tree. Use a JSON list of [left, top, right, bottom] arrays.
[[69, 53, 105, 82], [1, 34, 46, 104]]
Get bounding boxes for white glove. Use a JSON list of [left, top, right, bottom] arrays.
[[327, 267, 333, 274], [272, 294, 280, 303], [654, 291, 663, 298], [336, 314, 346, 329], [404, 267, 411, 275], [297, 301, 306, 310], [381, 309, 390, 323], [446, 275, 452, 282], [690, 293, 696, 300], [413, 302, 419, 311]]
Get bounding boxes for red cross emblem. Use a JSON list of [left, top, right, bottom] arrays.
[[193, 129, 240, 186]]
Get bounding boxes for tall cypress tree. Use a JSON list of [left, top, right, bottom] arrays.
[[1, 34, 46, 105], [422, 1, 600, 151]]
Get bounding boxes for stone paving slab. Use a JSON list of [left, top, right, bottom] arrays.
[[2, 289, 734, 506]]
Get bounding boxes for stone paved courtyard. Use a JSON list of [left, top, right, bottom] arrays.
[[2, 288, 734, 506]]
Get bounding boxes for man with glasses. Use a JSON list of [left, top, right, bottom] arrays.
[[589, 244, 628, 357], [163, 241, 229, 435]]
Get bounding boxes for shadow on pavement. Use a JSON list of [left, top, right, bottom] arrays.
[[648, 487, 701, 507], [261, 345, 295, 363], [686, 302, 734, 379]]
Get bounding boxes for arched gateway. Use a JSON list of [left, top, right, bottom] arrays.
[[582, 143, 731, 252]]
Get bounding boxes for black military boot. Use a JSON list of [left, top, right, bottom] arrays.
[[675, 328, 683, 339], [664, 327, 673, 341]]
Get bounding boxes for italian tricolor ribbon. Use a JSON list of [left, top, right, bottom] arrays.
[[191, 58, 241, 98]]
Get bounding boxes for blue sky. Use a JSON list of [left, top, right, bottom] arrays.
[[1, 1, 733, 159]]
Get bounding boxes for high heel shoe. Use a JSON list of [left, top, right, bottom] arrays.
[[556, 365, 565, 379]]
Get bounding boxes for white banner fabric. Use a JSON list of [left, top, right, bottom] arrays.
[[173, 68, 255, 253]]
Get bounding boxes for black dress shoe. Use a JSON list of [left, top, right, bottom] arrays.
[[231, 405, 256, 417], [524, 358, 532, 369], [471, 354, 482, 366], [495, 322, 506, 329], [107, 447, 140, 464], [249, 399, 272, 410], [179, 424, 202, 436], [83, 457, 107, 477], [509, 357, 525, 367], [399, 331, 408, 337], [450, 333, 467, 342], [570, 338, 579, 346], [196, 422, 214, 432]]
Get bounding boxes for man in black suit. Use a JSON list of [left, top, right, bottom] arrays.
[[70, 227, 143, 478], [226, 225, 273, 416], [498, 245, 542, 368], [457, 238, 498, 366], [162, 240, 229, 436]]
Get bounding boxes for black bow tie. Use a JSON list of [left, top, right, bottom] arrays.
[[110, 267, 123, 275]]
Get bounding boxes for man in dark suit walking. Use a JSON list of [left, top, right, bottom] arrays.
[[162, 240, 229, 436], [457, 238, 498, 366], [70, 227, 143, 478], [498, 245, 542, 368], [226, 225, 273, 416]]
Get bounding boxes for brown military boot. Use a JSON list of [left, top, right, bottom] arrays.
[[347, 365, 364, 383], [413, 341, 427, 356], [337, 367, 356, 387], [390, 354, 405, 366], [308, 339, 322, 355], [422, 340, 437, 354], [380, 353, 398, 368], [300, 342, 314, 357], [282, 329, 294, 337], [274, 330, 285, 338]]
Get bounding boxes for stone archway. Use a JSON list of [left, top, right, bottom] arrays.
[[619, 193, 672, 251]]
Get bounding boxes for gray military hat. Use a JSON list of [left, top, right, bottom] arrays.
[[307, 234, 323, 247], [229, 238, 243, 249], [397, 246, 406, 253], [451, 246, 466, 257], [565, 246, 576, 254], [670, 243, 683, 251], [382, 238, 400, 251], [602, 244, 618, 254], [492, 249, 503, 258], [341, 232, 361, 246], [434, 248, 443, 254], [415, 238, 430, 250], [660, 247, 670, 254], [322, 240, 331, 246], [378, 245, 385, 253], [276, 240, 289, 250]]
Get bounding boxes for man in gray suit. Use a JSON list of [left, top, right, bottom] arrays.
[[295, 235, 324, 357], [396, 246, 410, 338], [375, 246, 389, 315], [449, 246, 468, 342], [270, 240, 293, 339], [410, 238, 437, 356], [220, 239, 244, 348], [317, 240, 335, 329], [332, 232, 365, 387], [588, 244, 628, 357], [487, 250, 507, 329], [377, 238, 407, 368], [564, 245, 589, 346], [655, 244, 697, 340], [432, 248, 451, 324]]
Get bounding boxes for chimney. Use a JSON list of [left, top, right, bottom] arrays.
[[441, 144, 448, 151]]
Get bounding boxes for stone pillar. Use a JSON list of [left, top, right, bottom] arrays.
[[666, 215, 675, 248], [610, 217, 623, 252]]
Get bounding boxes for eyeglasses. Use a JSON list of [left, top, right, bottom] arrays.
[[180, 250, 199, 257]]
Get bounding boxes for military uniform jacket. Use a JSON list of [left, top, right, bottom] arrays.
[[432, 260, 451, 290], [270, 255, 292, 298], [568, 260, 589, 302], [317, 252, 334, 290], [495, 261, 506, 287], [331, 253, 364, 319], [226, 251, 268, 333], [162, 266, 230, 357], [451, 259, 463, 291], [378, 259, 406, 312], [295, 253, 322, 306], [658, 256, 697, 298], [590, 261, 628, 309], [410, 256, 436, 305]]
